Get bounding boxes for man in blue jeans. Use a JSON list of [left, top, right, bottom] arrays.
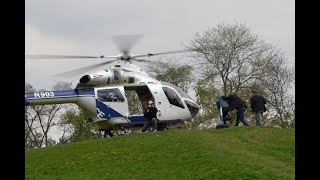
[[250, 90, 267, 126], [222, 94, 249, 126]]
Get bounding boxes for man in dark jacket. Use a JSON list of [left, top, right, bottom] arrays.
[[222, 94, 249, 126], [141, 100, 158, 132], [250, 90, 267, 126]]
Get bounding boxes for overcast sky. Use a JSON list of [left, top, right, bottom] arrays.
[[25, 0, 295, 91]]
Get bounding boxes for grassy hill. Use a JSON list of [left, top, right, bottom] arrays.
[[26, 127, 294, 179]]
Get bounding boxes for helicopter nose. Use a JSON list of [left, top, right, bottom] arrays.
[[184, 100, 200, 118]]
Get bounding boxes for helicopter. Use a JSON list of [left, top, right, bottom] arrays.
[[25, 35, 200, 137]]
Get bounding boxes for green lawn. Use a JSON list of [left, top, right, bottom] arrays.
[[26, 127, 294, 179]]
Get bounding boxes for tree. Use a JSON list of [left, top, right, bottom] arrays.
[[187, 22, 279, 95], [52, 81, 72, 90], [189, 79, 220, 129], [59, 108, 102, 143], [25, 81, 75, 148], [146, 57, 195, 93], [125, 90, 143, 115], [187, 22, 295, 128], [258, 60, 295, 128], [25, 83, 39, 148], [25, 83, 65, 148]]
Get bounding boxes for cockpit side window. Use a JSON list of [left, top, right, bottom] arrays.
[[97, 88, 125, 102], [162, 87, 184, 108]]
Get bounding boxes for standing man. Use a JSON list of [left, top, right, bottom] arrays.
[[223, 94, 249, 126], [141, 100, 159, 132], [250, 90, 267, 126]]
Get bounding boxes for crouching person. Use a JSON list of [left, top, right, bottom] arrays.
[[141, 100, 159, 132]]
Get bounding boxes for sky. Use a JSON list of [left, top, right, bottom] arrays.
[[25, 0, 295, 91]]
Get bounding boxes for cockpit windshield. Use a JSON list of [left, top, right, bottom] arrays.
[[162, 86, 185, 108], [161, 82, 192, 99]]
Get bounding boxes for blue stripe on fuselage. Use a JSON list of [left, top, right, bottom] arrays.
[[128, 115, 145, 122], [95, 100, 145, 122], [77, 88, 95, 95], [95, 100, 124, 119]]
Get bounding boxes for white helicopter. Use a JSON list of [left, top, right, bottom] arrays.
[[25, 35, 200, 137]]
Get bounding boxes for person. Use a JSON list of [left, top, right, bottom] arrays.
[[141, 100, 159, 132], [216, 96, 230, 124], [250, 90, 267, 126], [222, 94, 249, 126]]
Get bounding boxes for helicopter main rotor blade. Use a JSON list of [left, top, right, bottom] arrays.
[[25, 54, 120, 59], [26, 55, 103, 59], [132, 49, 189, 58], [53, 60, 117, 77], [131, 58, 151, 63]]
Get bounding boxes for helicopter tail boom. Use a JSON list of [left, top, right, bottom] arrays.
[[25, 89, 94, 106]]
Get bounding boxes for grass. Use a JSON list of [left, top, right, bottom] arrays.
[[26, 126, 294, 179]]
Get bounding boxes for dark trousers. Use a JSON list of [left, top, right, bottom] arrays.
[[235, 107, 249, 126], [141, 117, 158, 132]]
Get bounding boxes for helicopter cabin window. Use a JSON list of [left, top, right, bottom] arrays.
[[162, 87, 184, 108], [97, 88, 125, 102]]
